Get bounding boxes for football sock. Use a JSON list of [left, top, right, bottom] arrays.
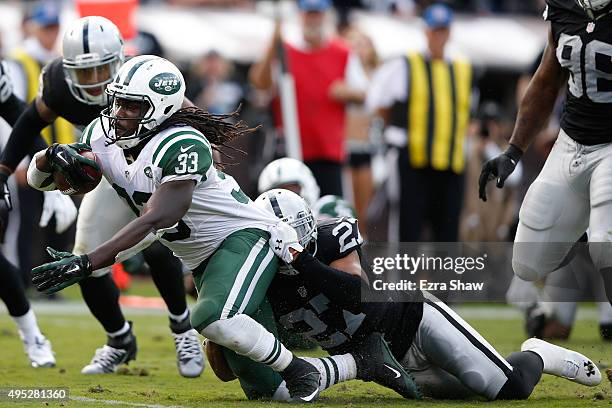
[[169, 309, 189, 323], [201, 314, 293, 371], [107, 321, 131, 338], [301, 355, 357, 391], [79, 274, 126, 334], [496, 351, 543, 400], [0, 254, 30, 317], [144, 242, 188, 316], [169, 310, 191, 334], [12, 309, 43, 341]]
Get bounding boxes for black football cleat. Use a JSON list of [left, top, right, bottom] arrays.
[[280, 356, 321, 403], [353, 332, 422, 399]]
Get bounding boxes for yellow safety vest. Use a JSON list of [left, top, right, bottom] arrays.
[[10, 49, 74, 145], [406, 52, 472, 174]]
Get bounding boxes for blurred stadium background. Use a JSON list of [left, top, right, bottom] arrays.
[[0, 0, 609, 406]]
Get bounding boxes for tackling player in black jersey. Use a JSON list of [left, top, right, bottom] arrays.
[[479, 0, 612, 307], [208, 189, 602, 401], [0, 16, 203, 377]]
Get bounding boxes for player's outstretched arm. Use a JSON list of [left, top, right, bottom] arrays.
[[31, 180, 195, 294], [479, 28, 566, 201], [86, 180, 195, 271]]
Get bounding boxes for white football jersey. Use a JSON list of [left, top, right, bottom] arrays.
[[81, 119, 278, 270]]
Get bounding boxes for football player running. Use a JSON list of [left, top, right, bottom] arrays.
[[1, 17, 204, 377], [211, 189, 601, 400], [479, 0, 612, 305], [27, 56, 324, 402]]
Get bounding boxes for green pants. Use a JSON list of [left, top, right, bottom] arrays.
[[190, 228, 278, 332]]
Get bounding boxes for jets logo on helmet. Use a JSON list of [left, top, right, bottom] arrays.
[[149, 73, 182, 95], [62, 16, 124, 105], [101, 55, 185, 149]]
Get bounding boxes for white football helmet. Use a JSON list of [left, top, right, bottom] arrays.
[[102, 55, 185, 149], [257, 158, 320, 206], [255, 189, 317, 249], [62, 16, 124, 105], [576, 0, 612, 18]]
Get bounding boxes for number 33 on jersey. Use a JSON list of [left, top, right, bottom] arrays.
[[80, 118, 278, 270]]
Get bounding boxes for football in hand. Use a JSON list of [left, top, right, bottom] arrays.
[[53, 150, 102, 195]]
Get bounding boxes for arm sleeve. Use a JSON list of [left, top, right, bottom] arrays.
[[0, 102, 51, 171], [26, 150, 55, 191], [291, 251, 365, 313]]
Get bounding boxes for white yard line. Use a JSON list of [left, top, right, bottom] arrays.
[[0, 300, 600, 320], [71, 395, 183, 408]]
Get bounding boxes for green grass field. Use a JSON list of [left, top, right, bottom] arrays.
[[0, 290, 610, 407]]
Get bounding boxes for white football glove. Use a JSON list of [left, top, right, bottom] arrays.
[[268, 220, 303, 264], [40, 190, 78, 234]]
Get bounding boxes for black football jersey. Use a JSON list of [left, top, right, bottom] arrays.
[[545, 0, 612, 144], [40, 57, 104, 127], [268, 217, 423, 359]]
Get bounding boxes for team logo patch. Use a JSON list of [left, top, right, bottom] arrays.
[[144, 166, 153, 178], [148, 72, 181, 95]]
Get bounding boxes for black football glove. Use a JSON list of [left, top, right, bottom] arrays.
[[31, 247, 92, 294], [45, 143, 100, 191], [478, 144, 523, 202]]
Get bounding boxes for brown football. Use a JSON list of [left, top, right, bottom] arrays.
[[53, 150, 103, 195]]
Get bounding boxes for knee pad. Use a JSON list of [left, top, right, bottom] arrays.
[[588, 232, 612, 270], [200, 315, 256, 353], [512, 243, 552, 282]]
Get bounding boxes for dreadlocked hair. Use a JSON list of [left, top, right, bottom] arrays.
[[156, 106, 259, 163]]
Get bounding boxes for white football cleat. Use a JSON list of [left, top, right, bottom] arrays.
[[20, 333, 56, 368], [172, 329, 204, 378], [521, 338, 601, 386]]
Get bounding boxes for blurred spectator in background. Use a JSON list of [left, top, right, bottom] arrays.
[[367, 3, 472, 242], [461, 101, 521, 242], [5, 1, 76, 287], [249, 0, 368, 198], [188, 50, 244, 114], [341, 27, 378, 232], [125, 30, 165, 57]]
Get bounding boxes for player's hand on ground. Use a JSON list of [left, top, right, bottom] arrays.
[[268, 220, 303, 264], [40, 190, 77, 233], [478, 144, 523, 202], [31, 247, 92, 294], [45, 143, 100, 189]]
